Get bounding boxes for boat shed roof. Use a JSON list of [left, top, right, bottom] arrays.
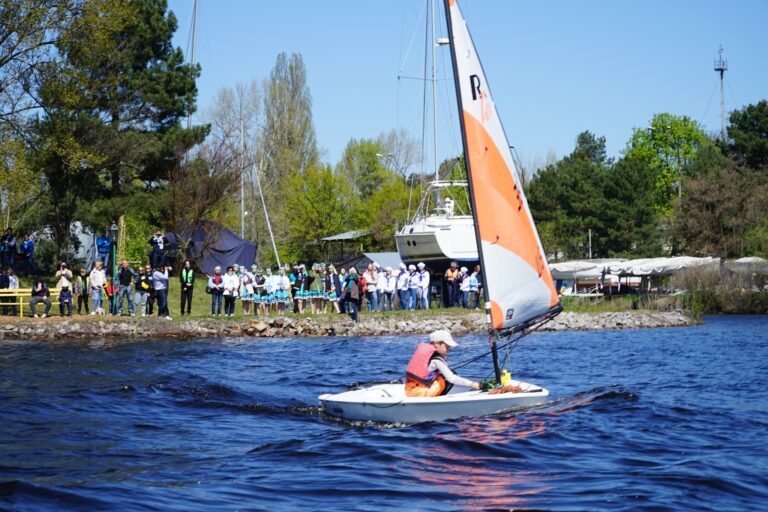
[[320, 230, 369, 242]]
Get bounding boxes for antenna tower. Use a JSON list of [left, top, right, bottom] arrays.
[[714, 45, 728, 140]]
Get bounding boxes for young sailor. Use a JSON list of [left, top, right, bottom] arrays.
[[404, 330, 480, 397]]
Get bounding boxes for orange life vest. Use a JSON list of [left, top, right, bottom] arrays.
[[405, 342, 444, 386]]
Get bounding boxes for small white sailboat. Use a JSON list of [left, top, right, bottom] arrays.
[[320, 0, 562, 423]]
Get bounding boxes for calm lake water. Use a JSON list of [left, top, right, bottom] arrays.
[[1, 316, 767, 511]]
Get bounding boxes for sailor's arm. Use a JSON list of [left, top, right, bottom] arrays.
[[430, 359, 480, 389]]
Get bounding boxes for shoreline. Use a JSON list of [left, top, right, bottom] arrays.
[[0, 310, 695, 341]]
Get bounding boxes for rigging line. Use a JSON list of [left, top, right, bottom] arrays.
[[438, 16, 461, 157], [398, 0, 428, 77], [450, 313, 555, 371], [699, 80, 719, 126], [726, 80, 739, 113]]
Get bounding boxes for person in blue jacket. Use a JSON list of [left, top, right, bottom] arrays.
[[19, 234, 35, 276]]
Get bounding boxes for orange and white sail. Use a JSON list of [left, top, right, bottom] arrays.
[[444, 0, 560, 332]]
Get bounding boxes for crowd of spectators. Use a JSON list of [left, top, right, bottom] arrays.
[[0, 227, 484, 321]]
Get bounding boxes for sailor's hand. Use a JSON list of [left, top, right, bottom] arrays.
[[471, 381, 481, 390]]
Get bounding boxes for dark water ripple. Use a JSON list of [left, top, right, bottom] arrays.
[[1, 316, 767, 511]]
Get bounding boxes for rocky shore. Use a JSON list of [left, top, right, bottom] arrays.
[[0, 310, 694, 341]]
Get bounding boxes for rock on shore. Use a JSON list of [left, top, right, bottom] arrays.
[[0, 311, 694, 341]]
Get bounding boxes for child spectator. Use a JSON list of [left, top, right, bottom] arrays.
[[59, 285, 73, 317], [73, 268, 89, 314], [105, 277, 115, 315]]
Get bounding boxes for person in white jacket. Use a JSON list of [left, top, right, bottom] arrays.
[[381, 267, 396, 311], [222, 265, 239, 317], [395, 263, 409, 310], [89, 260, 107, 315], [407, 264, 419, 310], [417, 262, 430, 310]]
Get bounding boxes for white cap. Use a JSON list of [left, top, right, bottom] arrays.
[[417, 262, 425, 269], [460, 266, 468, 273], [374, 262, 381, 268], [430, 329, 457, 347], [399, 263, 406, 270], [408, 264, 416, 271], [385, 266, 392, 272]]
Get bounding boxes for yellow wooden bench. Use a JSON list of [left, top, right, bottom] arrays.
[[0, 288, 62, 317]]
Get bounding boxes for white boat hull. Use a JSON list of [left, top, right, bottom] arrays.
[[395, 214, 478, 264], [319, 380, 548, 423]]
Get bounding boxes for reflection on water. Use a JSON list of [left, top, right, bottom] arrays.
[[404, 414, 551, 510]]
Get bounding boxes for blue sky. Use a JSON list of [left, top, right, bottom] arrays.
[[167, 0, 767, 171]]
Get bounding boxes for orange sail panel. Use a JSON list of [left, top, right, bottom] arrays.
[[446, 0, 559, 331]]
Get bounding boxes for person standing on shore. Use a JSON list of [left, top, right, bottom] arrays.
[[407, 264, 419, 310], [222, 266, 239, 318], [3, 228, 16, 270], [134, 266, 151, 316], [444, 262, 459, 307], [89, 261, 106, 315], [55, 263, 73, 289], [338, 267, 348, 313], [148, 230, 169, 270], [381, 267, 396, 312], [179, 260, 195, 316], [344, 267, 361, 322], [152, 265, 171, 320], [208, 266, 224, 317], [417, 262, 430, 310], [144, 264, 155, 315], [115, 260, 136, 316], [19, 234, 34, 276], [396, 263, 409, 310], [273, 267, 291, 315], [73, 268, 89, 315]]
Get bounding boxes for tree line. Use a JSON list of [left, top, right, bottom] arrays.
[[527, 105, 768, 260], [1, 0, 766, 272]]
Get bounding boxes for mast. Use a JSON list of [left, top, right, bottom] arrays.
[[442, 0, 501, 383], [431, 0, 440, 210], [240, 118, 245, 238], [187, 0, 198, 130], [714, 45, 728, 141]]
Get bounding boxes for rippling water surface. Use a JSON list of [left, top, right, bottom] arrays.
[[1, 316, 767, 511]]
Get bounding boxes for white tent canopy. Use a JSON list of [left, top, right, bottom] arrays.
[[550, 257, 720, 279], [605, 257, 719, 277]]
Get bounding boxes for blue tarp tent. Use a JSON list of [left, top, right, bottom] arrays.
[[166, 221, 257, 276]]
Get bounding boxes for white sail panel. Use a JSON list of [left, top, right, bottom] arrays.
[[445, 0, 559, 331]]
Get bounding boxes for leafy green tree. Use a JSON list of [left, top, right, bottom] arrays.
[[336, 138, 389, 197], [54, 0, 200, 194], [528, 131, 610, 259], [601, 155, 662, 256], [26, 0, 202, 260], [0, 0, 73, 124], [676, 158, 768, 257], [284, 164, 352, 262], [362, 175, 411, 251], [624, 113, 708, 214], [728, 100, 768, 170]]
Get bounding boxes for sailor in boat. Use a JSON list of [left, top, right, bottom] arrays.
[[404, 330, 481, 397]]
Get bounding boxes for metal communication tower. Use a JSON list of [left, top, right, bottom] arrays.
[[714, 45, 728, 140]]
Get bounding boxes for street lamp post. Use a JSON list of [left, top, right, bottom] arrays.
[[110, 221, 118, 315]]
